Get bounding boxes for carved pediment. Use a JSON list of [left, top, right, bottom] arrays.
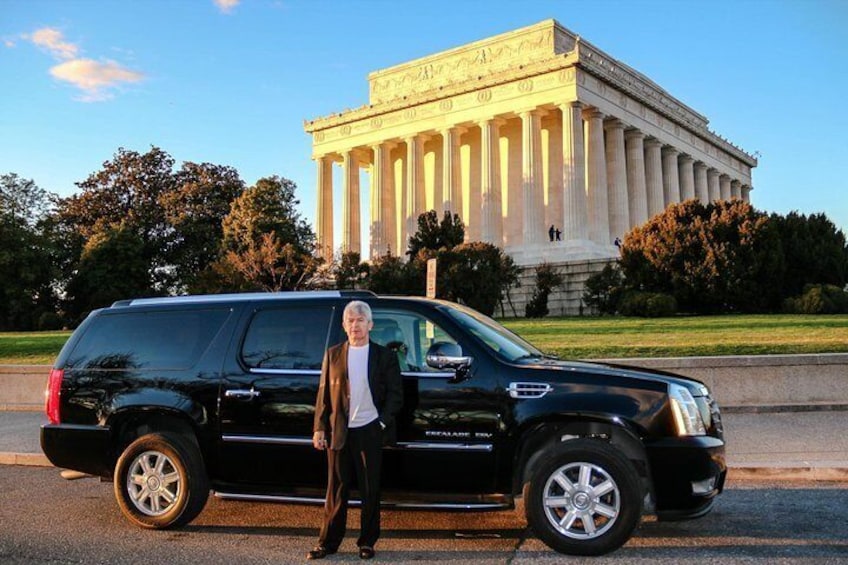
[[368, 19, 577, 104]]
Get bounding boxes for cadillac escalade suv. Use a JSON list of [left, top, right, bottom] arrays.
[[41, 291, 725, 555]]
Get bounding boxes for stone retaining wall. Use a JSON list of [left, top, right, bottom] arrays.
[[4, 354, 846, 412]]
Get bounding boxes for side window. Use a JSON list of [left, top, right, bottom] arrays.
[[241, 307, 332, 371], [371, 309, 458, 373], [67, 308, 231, 370]]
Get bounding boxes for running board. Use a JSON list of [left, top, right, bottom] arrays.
[[213, 491, 512, 511]]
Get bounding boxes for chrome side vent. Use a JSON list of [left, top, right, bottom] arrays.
[[508, 382, 553, 399]]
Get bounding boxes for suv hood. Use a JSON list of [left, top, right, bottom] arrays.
[[521, 357, 709, 396]]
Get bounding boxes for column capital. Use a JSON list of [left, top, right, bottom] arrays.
[[440, 125, 468, 137], [623, 128, 644, 141], [679, 154, 695, 164], [643, 137, 662, 149], [479, 116, 507, 127], [603, 118, 626, 131], [559, 100, 583, 111], [693, 160, 708, 170], [582, 107, 605, 121], [719, 173, 731, 181], [661, 145, 680, 156], [707, 168, 720, 178]]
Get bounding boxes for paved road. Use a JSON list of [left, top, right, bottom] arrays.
[[1, 466, 847, 563]]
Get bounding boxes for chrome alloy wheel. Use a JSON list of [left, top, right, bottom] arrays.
[[542, 461, 621, 539], [126, 449, 182, 516]]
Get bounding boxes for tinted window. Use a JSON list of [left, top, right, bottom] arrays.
[[371, 309, 458, 373], [67, 308, 231, 370], [241, 307, 332, 370]]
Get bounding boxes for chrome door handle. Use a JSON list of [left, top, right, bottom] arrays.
[[224, 389, 261, 399]]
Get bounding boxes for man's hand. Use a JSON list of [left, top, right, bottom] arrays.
[[312, 431, 327, 450]]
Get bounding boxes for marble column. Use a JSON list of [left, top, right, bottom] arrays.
[[661, 146, 681, 207], [719, 174, 732, 201], [678, 155, 695, 201], [707, 168, 721, 201], [644, 138, 664, 217], [731, 179, 742, 199], [480, 118, 503, 245], [560, 101, 588, 241], [441, 127, 462, 216], [741, 185, 752, 202], [342, 150, 361, 255], [624, 129, 648, 228], [370, 142, 396, 258], [316, 155, 334, 262], [521, 109, 545, 245], [694, 162, 709, 202], [404, 135, 422, 247], [604, 118, 629, 242], [583, 108, 610, 245]]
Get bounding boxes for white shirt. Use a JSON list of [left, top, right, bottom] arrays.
[[347, 343, 378, 428]]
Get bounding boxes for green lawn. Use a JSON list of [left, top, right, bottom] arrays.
[[1, 315, 847, 365]]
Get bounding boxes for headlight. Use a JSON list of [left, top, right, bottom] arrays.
[[669, 384, 706, 436]]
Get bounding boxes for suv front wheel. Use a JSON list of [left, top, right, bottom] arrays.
[[525, 439, 642, 555], [114, 432, 210, 529]]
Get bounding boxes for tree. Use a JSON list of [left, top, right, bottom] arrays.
[[770, 211, 848, 298], [525, 263, 564, 318], [64, 226, 154, 324], [0, 174, 58, 329], [437, 242, 520, 316], [333, 251, 369, 289], [619, 199, 784, 313], [216, 176, 319, 291], [54, 146, 177, 292], [161, 162, 245, 293], [364, 253, 418, 295], [407, 210, 465, 258]]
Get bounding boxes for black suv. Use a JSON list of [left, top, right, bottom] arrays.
[[42, 291, 725, 556]]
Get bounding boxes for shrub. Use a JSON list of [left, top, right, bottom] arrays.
[[618, 291, 678, 318], [36, 311, 62, 331], [525, 263, 564, 318], [783, 284, 848, 314], [583, 263, 624, 315]]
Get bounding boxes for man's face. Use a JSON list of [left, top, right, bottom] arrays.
[[343, 310, 373, 346]]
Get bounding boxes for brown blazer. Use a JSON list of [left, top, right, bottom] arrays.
[[314, 340, 404, 450]]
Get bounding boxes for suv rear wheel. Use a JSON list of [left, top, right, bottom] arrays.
[[114, 432, 209, 529], [525, 439, 642, 555]]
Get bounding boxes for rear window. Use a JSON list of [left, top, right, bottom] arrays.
[[66, 308, 231, 370], [241, 307, 333, 371]]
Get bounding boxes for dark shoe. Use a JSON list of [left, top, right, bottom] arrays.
[[307, 546, 336, 560], [359, 546, 375, 560]]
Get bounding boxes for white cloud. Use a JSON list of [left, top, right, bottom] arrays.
[[29, 27, 79, 60], [50, 58, 145, 102], [214, 0, 241, 13]]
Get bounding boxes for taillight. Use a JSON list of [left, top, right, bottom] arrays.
[[45, 368, 63, 424]]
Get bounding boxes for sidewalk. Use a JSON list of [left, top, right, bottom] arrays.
[[2, 409, 847, 480]]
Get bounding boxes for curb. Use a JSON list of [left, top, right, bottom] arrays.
[[0, 452, 51, 467]]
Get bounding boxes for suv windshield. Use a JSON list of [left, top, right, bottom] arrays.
[[440, 303, 546, 363]]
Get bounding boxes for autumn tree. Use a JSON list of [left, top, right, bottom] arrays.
[[217, 176, 320, 291]]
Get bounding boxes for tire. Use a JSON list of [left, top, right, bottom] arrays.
[[114, 432, 209, 529], [524, 439, 643, 556]]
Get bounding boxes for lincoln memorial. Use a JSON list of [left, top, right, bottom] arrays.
[[304, 19, 757, 312]]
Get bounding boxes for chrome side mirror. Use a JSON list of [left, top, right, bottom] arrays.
[[425, 342, 472, 383]]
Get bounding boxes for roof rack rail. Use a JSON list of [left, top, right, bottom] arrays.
[[339, 290, 378, 297]]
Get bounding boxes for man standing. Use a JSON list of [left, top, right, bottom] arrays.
[[308, 300, 404, 560]]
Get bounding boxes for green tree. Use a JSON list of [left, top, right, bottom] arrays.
[[437, 242, 520, 316], [525, 263, 564, 318], [363, 253, 419, 295], [407, 210, 465, 258], [64, 226, 154, 324], [770, 211, 848, 298], [54, 146, 177, 292], [0, 174, 58, 329], [333, 251, 369, 289]]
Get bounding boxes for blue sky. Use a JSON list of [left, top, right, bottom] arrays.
[[2, 0, 847, 253]]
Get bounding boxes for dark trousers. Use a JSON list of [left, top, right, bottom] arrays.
[[318, 419, 383, 549]]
